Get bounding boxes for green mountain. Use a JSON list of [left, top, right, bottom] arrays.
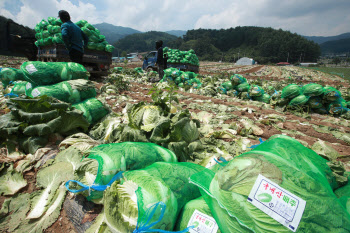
[[113, 31, 177, 56], [0, 15, 36, 59], [320, 38, 350, 54], [165, 30, 187, 37], [93, 22, 141, 45], [167, 27, 320, 63], [303, 32, 350, 44]]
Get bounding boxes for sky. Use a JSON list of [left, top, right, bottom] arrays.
[[1, 0, 349, 36]]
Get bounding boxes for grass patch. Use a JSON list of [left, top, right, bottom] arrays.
[[303, 67, 350, 81]]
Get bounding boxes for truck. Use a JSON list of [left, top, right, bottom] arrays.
[[142, 51, 199, 73], [37, 44, 112, 77]]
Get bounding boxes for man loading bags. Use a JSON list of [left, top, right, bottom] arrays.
[[58, 10, 89, 64]]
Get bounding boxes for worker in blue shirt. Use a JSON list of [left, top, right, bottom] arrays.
[[58, 10, 88, 64]]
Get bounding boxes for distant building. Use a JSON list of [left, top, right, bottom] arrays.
[[127, 52, 141, 62], [300, 63, 318, 67], [236, 57, 255, 65], [276, 62, 291, 66], [112, 57, 126, 63]]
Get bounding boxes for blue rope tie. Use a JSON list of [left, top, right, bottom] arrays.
[[65, 171, 124, 194], [214, 156, 229, 166], [249, 138, 265, 149], [4, 93, 19, 98], [133, 201, 194, 233]]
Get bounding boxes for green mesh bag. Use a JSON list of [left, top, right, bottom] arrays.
[[175, 196, 222, 232], [26, 79, 96, 104], [307, 97, 323, 109], [281, 84, 301, 99], [10, 81, 29, 96], [21, 61, 89, 86], [327, 98, 348, 115], [72, 98, 109, 124], [104, 162, 204, 232], [81, 26, 92, 37], [48, 25, 61, 34], [230, 74, 247, 86], [67, 143, 178, 200], [0, 68, 26, 87], [38, 19, 48, 30], [76, 19, 87, 28], [105, 44, 115, 53], [335, 179, 350, 214], [288, 95, 309, 106], [89, 35, 99, 43], [99, 35, 106, 41], [87, 42, 97, 50], [222, 81, 233, 91], [190, 134, 349, 233], [302, 83, 324, 97], [96, 43, 106, 51], [249, 85, 264, 97], [60, 62, 90, 81], [323, 86, 342, 102], [235, 82, 250, 92], [253, 93, 271, 103], [85, 23, 96, 31]]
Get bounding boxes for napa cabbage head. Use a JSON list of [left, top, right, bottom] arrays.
[[104, 170, 178, 232], [128, 102, 162, 132]]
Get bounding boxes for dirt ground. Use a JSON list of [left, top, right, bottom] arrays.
[[1, 59, 350, 232]]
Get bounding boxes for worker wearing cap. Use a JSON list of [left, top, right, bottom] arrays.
[[58, 10, 88, 64]]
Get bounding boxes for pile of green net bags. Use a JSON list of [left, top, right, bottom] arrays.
[[34, 17, 115, 53], [3, 61, 108, 124], [164, 48, 199, 66], [218, 74, 271, 103], [219, 74, 349, 116], [281, 83, 348, 115], [161, 67, 202, 88]]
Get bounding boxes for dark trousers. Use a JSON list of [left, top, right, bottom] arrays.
[[69, 49, 83, 64], [158, 64, 164, 80]]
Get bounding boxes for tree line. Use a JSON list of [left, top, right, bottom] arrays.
[[167, 26, 321, 64]]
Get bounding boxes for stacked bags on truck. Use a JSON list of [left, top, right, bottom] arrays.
[[164, 47, 199, 66], [34, 17, 115, 53], [6, 61, 108, 124]]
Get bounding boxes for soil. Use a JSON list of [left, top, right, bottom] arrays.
[[45, 207, 77, 233]]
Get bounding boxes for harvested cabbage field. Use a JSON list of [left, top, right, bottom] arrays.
[[1, 58, 350, 233]]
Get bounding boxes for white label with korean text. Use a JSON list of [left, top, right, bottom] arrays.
[[31, 88, 41, 97], [188, 210, 218, 233], [25, 82, 32, 90], [25, 64, 38, 74], [248, 174, 306, 232]]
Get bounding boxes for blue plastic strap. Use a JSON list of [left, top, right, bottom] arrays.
[[4, 93, 19, 97], [249, 138, 265, 149], [65, 171, 124, 194], [133, 201, 194, 233]]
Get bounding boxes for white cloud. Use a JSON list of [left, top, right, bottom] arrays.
[[2, 0, 350, 36]]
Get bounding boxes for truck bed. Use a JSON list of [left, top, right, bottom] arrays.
[[167, 63, 199, 73], [37, 44, 112, 77]]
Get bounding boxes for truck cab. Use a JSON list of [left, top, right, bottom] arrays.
[[142, 51, 158, 72]]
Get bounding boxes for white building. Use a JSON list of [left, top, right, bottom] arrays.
[[236, 57, 255, 65]]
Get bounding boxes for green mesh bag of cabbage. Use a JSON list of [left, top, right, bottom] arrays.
[[189, 134, 350, 233], [175, 196, 222, 233], [281, 84, 301, 99], [72, 98, 109, 124], [0, 68, 26, 87], [21, 61, 89, 86], [103, 162, 204, 232], [26, 79, 96, 104], [66, 142, 178, 200], [334, 177, 350, 214], [9, 81, 29, 96]]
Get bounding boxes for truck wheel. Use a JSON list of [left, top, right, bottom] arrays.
[[146, 67, 154, 72]]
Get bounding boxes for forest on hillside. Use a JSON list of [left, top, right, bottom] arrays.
[[168, 27, 321, 63]]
